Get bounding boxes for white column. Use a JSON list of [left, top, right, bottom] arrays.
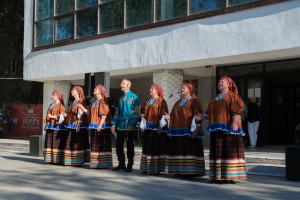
[[43, 81, 71, 135], [153, 69, 183, 112]]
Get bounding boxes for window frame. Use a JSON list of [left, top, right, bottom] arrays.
[[32, 0, 289, 50]]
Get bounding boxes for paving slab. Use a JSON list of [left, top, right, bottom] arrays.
[[0, 150, 300, 200]]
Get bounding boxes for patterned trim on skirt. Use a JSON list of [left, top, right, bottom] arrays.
[[165, 136, 205, 176], [44, 130, 67, 164], [64, 129, 89, 166], [90, 129, 113, 169], [209, 131, 247, 181], [140, 130, 169, 174]]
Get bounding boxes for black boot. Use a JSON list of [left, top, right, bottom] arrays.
[[125, 164, 133, 172], [112, 164, 126, 171]]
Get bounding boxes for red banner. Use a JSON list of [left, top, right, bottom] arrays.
[[7, 104, 43, 139]]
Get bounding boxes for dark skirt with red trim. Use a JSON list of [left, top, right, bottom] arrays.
[[64, 129, 89, 166], [165, 136, 205, 176], [89, 129, 112, 169], [44, 130, 67, 164], [209, 131, 247, 181], [140, 130, 169, 174]]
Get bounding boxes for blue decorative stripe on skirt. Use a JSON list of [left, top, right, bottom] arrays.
[[65, 122, 89, 129], [44, 124, 67, 130], [207, 123, 245, 136], [88, 122, 112, 129], [167, 128, 204, 138], [144, 122, 168, 131]]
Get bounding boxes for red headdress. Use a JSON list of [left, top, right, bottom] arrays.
[[151, 83, 164, 99], [183, 82, 196, 98], [73, 86, 85, 100], [220, 76, 238, 95], [95, 84, 107, 99], [53, 90, 65, 106]]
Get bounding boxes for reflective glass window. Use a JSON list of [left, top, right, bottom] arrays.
[[126, 0, 152, 27], [55, 0, 74, 15], [100, 0, 115, 3], [100, 1, 124, 33], [228, 0, 257, 6], [35, 19, 53, 46], [36, 0, 53, 20], [76, 8, 98, 38], [56, 16, 74, 41], [189, 0, 225, 15], [156, 0, 186, 22], [76, 0, 98, 9]]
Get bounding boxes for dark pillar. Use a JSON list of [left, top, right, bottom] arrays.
[[286, 145, 300, 181]]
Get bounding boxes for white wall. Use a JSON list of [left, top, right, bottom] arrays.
[[24, 1, 300, 81]]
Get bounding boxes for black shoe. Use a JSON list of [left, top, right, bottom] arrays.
[[210, 180, 222, 184], [182, 174, 196, 179], [223, 180, 235, 184], [125, 165, 133, 172], [112, 165, 126, 171]]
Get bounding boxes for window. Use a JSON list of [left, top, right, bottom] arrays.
[[76, 8, 98, 38], [126, 0, 153, 28], [35, 19, 53, 46], [35, 0, 53, 47], [35, 0, 53, 20], [156, 0, 186, 22], [55, 0, 74, 15], [228, 0, 258, 6], [189, 0, 225, 15], [100, 1, 124, 33], [33, 0, 283, 48], [56, 16, 74, 41], [76, 0, 98, 9]]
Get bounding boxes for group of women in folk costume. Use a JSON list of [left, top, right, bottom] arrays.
[[44, 84, 112, 168], [139, 77, 247, 183], [44, 75, 247, 183], [140, 82, 205, 178]]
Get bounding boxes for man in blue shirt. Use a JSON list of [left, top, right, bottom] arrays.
[[111, 79, 139, 172]]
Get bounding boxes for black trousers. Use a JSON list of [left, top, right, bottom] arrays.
[[116, 130, 135, 166]]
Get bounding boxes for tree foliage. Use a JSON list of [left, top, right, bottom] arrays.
[[0, 1, 43, 105], [0, 0, 24, 77]]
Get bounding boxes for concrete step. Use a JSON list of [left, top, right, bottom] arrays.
[[0, 146, 29, 153], [0, 139, 29, 153]]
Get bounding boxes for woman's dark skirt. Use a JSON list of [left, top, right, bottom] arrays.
[[89, 128, 112, 169], [140, 130, 169, 174], [64, 128, 89, 166], [209, 131, 247, 181], [165, 136, 205, 176], [44, 130, 67, 164]]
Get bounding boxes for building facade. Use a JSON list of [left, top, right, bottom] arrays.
[[24, 0, 300, 145]]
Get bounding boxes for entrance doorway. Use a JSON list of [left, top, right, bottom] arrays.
[[268, 86, 300, 145]]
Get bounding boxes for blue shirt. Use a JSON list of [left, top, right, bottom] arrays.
[[111, 90, 140, 130]]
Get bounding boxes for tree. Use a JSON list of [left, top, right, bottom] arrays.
[[0, 0, 43, 105], [0, 0, 24, 78]]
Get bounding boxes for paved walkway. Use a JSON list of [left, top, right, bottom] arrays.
[[0, 139, 287, 177], [0, 150, 299, 200]]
